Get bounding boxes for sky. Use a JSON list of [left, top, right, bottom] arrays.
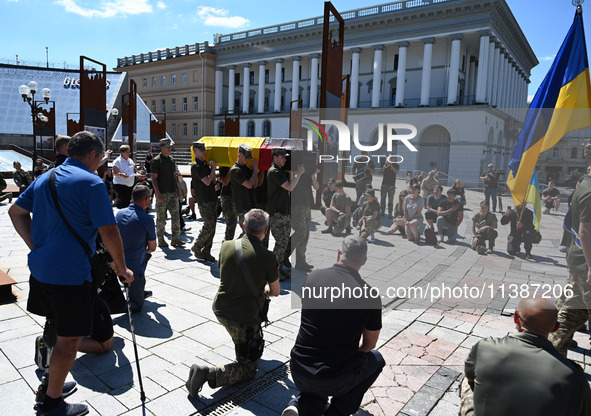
[[0, 0, 587, 96]]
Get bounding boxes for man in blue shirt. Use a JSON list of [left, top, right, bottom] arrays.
[[9, 131, 133, 416], [116, 185, 157, 312]]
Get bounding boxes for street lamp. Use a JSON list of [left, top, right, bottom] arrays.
[[18, 81, 51, 171]]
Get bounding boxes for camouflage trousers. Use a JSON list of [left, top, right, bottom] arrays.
[[156, 192, 180, 239], [193, 201, 217, 252], [360, 217, 381, 239], [211, 316, 263, 388], [549, 268, 591, 356], [458, 377, 475, 416], [355, 179, 371, 201], [290, 206, 311, 264], [221, 195, 237, 241], [270, 212, 291, 265]]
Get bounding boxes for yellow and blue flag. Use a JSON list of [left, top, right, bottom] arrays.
[[524, 168, 542, 231], [507, 8, 591, 205]]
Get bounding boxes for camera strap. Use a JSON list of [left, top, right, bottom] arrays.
[[234, 239, 265, 316]]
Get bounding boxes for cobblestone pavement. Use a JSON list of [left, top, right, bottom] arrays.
[[0, 177, 587, 416]]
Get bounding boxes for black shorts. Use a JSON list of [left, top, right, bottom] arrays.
[[27, 276, 93, 337], [91, 296, 113, 343]]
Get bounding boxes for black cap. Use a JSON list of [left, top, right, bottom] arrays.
[[272, 148, 289, 157]]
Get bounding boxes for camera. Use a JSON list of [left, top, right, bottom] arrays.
[[492, 169, 505, 176]]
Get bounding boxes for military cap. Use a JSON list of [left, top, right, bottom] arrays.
[[193, 142, 207, 151], [272, 148, 289, 157], [238, 143, 253, 159], [160, 138, 172, 146]]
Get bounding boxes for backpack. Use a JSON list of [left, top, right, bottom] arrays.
[[424, 227, 437, 245]]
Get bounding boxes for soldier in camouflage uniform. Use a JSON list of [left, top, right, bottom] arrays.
[[550, 144, 591, 356], [151, 138, 183, 248], [186, 209, 279, 396], [290, 167, 320, 271], [190, 142, 217, 262], [321, 180, 352, 236], [358, 189, 381, 242], [219, 166, 237, 241], [267, 148, 305, 280]]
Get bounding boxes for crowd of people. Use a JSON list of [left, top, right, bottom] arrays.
[[8, 132, 587, 416]]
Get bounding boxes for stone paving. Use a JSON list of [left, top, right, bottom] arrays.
[[0, 176, 588, 416]]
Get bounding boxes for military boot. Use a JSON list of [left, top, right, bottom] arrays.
[[158, 236, 168, 247], [171, 237, 185, 247]]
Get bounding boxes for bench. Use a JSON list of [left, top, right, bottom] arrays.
[[0, 184, 19, 204], [0, 270, 17, 304]]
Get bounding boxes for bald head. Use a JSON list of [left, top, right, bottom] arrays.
[[514, 297, 559, 338]]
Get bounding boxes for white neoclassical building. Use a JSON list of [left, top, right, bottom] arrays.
[[117, 0, 538, 182]]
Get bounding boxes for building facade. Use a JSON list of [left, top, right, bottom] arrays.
[[116, 0, 540, 182]]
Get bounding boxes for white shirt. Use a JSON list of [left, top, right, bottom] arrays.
[[113, 155, 135, 187]]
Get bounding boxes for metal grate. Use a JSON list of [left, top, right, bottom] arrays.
[[198, 365, 290, 416]]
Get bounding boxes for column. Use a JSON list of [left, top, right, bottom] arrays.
[[499, 52, 508, 109], [257, 61, 266, 113], [447, 34, 463, 105], [468, 57, 476, 102], [371, 45, 384, 108], [242, 64, 250, 113], [420, 38, 435, 106], [228, 65, 236, 113], [215, 68, 223, 114], [350, 48, 361, 109], [491, 43, 501, 107], [486, 36, 496, 106], [309, 54, 320, 109], [273, 58, 283, 112], [291, 56, 301, 109], [395, 42, 409, 107], [475, 30, 490, 103]]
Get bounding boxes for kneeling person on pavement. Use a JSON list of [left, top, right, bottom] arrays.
[[186, 209, 280, 396]]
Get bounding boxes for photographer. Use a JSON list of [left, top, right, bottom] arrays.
[[480, 164, 500, 212]]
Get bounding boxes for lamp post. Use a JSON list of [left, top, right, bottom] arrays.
[[18, 81, 51, 171]]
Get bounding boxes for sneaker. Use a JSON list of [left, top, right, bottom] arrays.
[[35, 336, 48, 370], [321, 227, 333, 234], [476, 245, 487, 255], [281, 405, 299, 416], [486, 248, 494, 254], [143, 290, 153, 299], [171, 237, 185, 247], [181, 225, 191, 233], [559, 245, 568, 253], [525, 253, 533, 260], [36, 399, 88, 416], [192, 246, 206, 260], [369, 235, 376, 243], [35, 381, 78, 404], [158, 237, 168, 248], [186, 364, 212, 398]]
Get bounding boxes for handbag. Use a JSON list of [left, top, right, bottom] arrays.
[[235, 239, 271, 327], [49, 171, 126, 313]]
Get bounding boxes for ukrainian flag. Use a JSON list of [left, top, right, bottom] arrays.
[[507, 8, 591, 205], [525, 169, 542, 231]]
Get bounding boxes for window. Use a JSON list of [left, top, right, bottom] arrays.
[[162, 75, 166, 86], [152, 77, 156, 87], [151, 100, 156, 113], [249, 96, 255, 113], [183, 73, 187, 83], [250, 71, 255, 85], [235, 73, 240, 86], [172, 74, 176, 85], [161, 99, 166, 113], [193, 96, 198, 111], [183, 123, 187, 136], [281, 95, 285, 110], [263, 120, 271, 136], [247, 120, 255, 137], [265, 69, 269, 83], [183, 97, 187, 112], [143, 78, 147, 88], [571, 147, 579, 159], [218, 121, 225, 136], [281, 68, 285, 82], [171, 98, 176, 112], [171, 124, 176, 137], [264, 96, 269, 112], [394, 54, 399, 71], [193, 123, 198, 137], [391, 87, 397, 105]]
